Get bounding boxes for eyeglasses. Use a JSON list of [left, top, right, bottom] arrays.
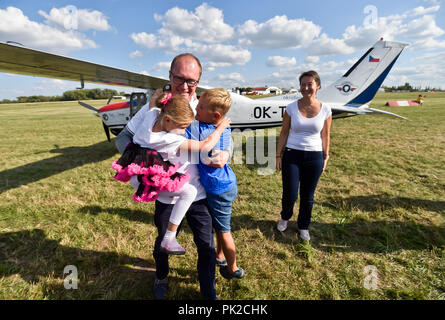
[[170, 71, 199, 87]]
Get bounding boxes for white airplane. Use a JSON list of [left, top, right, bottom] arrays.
[[0, 38, 408, 140]]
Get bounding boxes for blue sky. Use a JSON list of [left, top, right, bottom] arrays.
[[0, 0, 444, 99]]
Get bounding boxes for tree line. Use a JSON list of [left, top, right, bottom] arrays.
[[0, 88, 127, 104], [383, 83, 443, 92]]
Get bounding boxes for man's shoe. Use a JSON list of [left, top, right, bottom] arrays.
[[219, 266, 245, 280], [277, 219, 288, 232], [153, 277, 168, 300]]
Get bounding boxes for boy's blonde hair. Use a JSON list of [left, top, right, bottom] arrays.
[[155, 93, 194, 126], [200, 88, 232, 116]]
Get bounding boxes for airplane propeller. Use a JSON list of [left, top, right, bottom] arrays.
[[78, 101, 99, 112]]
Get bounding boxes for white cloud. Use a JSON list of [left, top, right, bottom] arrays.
[[216, 72, 244, 81], [204, 62, 232, 72], [386, 56, 445, 89], [342, 5, 444, 50], [211, 72, 246, 87], [266, 56, 296, 67], [305, 56, 320, 63], [399, 15, 444, 39], [130, 3, 246, 70], [0, 7, 97, 52], [152, 62, 171, 72], [252, 56, 357, 89], [305, 33, 355, 56], [407, 5, 440, 17], [343, 18, 401, 49], [191, 43, 251, 66], [38, 6, 111, 31], [130, 31, 187, 51], [129, 50, 142, 58], [154, 3, 234, 43], [127, 3, 445, 89], [237, 15, 321, 49]]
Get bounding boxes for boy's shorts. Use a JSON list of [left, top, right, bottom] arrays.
[[206, 185, 237, 233]]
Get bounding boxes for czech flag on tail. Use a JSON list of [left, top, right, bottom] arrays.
[[369, 55, 380, 62]]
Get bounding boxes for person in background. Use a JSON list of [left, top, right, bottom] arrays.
[[416, 94, 424, 106]]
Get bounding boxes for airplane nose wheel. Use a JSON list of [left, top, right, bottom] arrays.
[[102, 122, 111, 142]]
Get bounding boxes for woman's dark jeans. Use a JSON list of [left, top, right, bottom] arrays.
[[280, 148, 323, 230]]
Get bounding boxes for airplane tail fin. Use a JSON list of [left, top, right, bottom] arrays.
[[317, 39, 409, 106]]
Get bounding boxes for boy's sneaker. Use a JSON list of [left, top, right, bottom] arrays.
[[153, 277, 168, 300], [160, 238, 186, 255], [216, 258, 228, 267], [277, 219, 288, 232], [298, 229, 311, 241], [219, 266, 245, 280]]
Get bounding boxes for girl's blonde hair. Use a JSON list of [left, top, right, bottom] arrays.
[[155, 93, 194, 126]]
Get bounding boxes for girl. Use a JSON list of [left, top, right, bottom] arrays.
[[112, 92, 230, 254]]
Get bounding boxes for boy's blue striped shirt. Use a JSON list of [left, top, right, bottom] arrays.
[[186, 121, 236, 195]]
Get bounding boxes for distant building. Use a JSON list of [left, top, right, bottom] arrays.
[[282, 88, 299, 94], [251, 87, 267, 95], [266, 86, 282, 95], [251, 86, 282, 95]]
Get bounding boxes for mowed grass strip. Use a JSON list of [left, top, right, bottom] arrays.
[[0, 94, 444, 300]]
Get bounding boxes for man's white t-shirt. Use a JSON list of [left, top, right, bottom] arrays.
[[285, 101, 332, 152], [126, 98, 205, 204]]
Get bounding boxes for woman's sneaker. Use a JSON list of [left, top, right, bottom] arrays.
[[277, 219, 288, 232], [298, 229, 311, 241]]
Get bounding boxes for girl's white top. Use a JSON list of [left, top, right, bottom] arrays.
[[126, 99, 205, 204], [285, 101, 332, 152], [132, 107, 187, 170]]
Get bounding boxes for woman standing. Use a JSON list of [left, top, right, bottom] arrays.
[[276, 71, 332, 241]]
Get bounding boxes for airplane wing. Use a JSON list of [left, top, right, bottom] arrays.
[[0, 42, 170, 90]]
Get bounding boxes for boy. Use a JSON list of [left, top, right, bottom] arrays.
[[186, 88, 244, 280]]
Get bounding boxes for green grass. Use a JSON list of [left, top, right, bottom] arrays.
[[0, 94, 444, 300]]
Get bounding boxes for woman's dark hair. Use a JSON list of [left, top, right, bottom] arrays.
[[299, 70, 321, 89]]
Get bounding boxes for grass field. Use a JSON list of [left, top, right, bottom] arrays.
[[0, 92, 443, 300]]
